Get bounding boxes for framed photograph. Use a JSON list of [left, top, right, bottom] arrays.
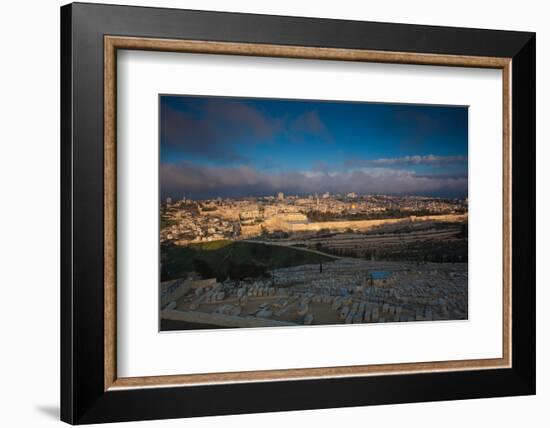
[[61, 2, 535, 424], [158, 94, 470, 332]]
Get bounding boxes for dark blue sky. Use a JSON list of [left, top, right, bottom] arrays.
[[160, 95, 468, 200]]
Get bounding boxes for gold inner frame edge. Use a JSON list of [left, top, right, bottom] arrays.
[[104, 36, 512, 391]]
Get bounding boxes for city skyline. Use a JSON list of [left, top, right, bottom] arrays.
[[160, 95, 468, 200]]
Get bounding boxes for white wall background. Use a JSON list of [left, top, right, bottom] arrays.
[[0, 0, 546, 426]]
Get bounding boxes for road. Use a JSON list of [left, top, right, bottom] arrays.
[[242, 239, 343, 259]]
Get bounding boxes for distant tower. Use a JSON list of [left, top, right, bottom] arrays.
[[166, 197, 172, 204], [277, 192, 284, 201]]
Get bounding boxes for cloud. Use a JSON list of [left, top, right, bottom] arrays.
[[311, 160, 330, 172], [391, 107, 468, 150], [285, 110, 333, 143], [161, 101, 333, 163], [161, 162, 467, 200], [345, 154, 467, 168], [415, 172, 468, 180], [204, 99, 283, 138], [394, 109, 445, 132], [291, 111, 329, 135], [160, 99, 282, 162]]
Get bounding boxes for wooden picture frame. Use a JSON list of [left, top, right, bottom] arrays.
[[61, 2, 535, 424]]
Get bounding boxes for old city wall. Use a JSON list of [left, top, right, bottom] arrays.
[[269, 213, 467, 233]]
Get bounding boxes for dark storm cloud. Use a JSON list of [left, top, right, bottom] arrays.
[[161, 100, 334, 162], [345, 154, 467, 168], [160, 99, 283, 162], [204, 99, 282, 138], [389, 107, 468, 151], [287, 110, 333, 142], [161, 162, 467, 200]]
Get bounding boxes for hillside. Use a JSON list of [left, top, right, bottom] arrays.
[[161, 240, 334, 282]]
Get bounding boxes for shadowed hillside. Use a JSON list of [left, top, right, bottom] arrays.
[[161, 240, 334, 282]]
